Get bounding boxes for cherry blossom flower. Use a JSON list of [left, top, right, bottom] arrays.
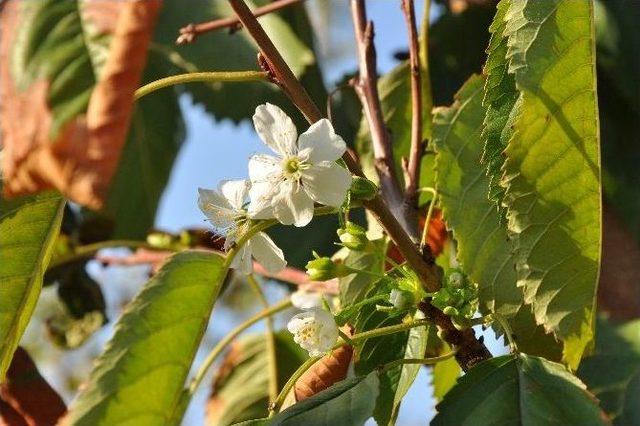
[[198, 179, 285, 274], [287, 309, 338, 356], [247, 103, 353, 227]]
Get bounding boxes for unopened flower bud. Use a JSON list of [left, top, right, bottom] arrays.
[[306, 256, 352, 281], [337, 221, 369, 251], [350, 176, 378, 201]]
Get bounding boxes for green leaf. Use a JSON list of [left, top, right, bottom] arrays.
[[480, 0, 518, 211], [269, 372, 379, 426], [352, 283, 422, 425], [501, 0, 601, 367], [0, 191, 64, 380], [154, 0, 316, 123], [433, 354, 607, 426], [392, 312, 428, 415], [433, 75, 559, 359], [578, 317, 640, 424], [431, 354, 460, 402], [64, 251, 228, 425], [337, 239, 386, 306], [208, 332, 308, 426], [106, 52, 185, 239]]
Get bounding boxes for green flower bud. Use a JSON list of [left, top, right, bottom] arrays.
[[306, 256, 353, 281], [350, 176, 378, 201], [443, 306, 459, 317], [337, 221, 369, 251], [146, 232, 174, 249]]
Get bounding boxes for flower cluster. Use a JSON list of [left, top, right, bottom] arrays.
[[431, 268, 478, 327], [198, 103, 353, 274]]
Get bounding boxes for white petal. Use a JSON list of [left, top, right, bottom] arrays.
[[219, 179, 249, 210], [291, 289, 323, 310], [287, 313, 310, 333], [301, 162, 353, 207], [247, 154, 281, 219], [297, 119, 347, 163], [230, 245, 252, 274], [250, 232, 286, 274], [197, 188, 236, 230], [273, 180, 314, 227], [248, 154, 281, 182], [253, 103, 298, 156]]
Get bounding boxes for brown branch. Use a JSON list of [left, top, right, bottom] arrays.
[[401, 0, 423, 208], [227, 0, 490, 370], [349, 0, 412, 238], [176, 0, 304, 45]]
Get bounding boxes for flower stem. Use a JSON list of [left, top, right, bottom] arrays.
[[247, 275, 279, 404], [419, 187, 438, 251], [270, 354, 322, 415], [186, 298, 292, 398], [134, 71, 270, 100]]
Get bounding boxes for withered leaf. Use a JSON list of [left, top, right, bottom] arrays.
[[0, 347, 66, 426], [0, 0, 161, 209]]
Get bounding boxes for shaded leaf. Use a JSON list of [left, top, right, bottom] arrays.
[[154, 0, 316, 123], [337, 239, 386, 307], [501, 0, 601, 367], [0, 0, 161, 209], [578, 317, 640, 424], [0, 191, 64, 380], [64, 251, 228, 425], [207, 332, 308, 426], [270, 373, 379, 426], [0, 347, 66, 425], [433, 354, 607, 425], [353, 284, 424, 425]]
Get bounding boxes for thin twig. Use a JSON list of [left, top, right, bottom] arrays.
[[176, 0, 304, 45], [401, 0, 423, 208], [349, 0, 410, 237]]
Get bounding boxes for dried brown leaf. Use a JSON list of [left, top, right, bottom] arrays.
[[0, 0, 161, 209], [598, 203, 640, 319], [0, 348, 66, 426], [281, 345, 353, 410]]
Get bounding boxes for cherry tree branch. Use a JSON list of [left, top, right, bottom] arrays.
[[349, 0, 411, 237], [227, 0, 490, 371], [176, 0, 304, 45], [401, 0, 423, 208]]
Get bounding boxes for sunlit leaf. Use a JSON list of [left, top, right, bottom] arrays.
[[433, 75, 559, 359], [64, 251, 228, 425], [0, 191, 64, 380], [501, 0, 601, 367]]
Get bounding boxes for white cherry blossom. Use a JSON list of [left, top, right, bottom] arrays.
[[287, 309, 338, 357], [198, 179, 286, 274], [248, 103, 353, 227]]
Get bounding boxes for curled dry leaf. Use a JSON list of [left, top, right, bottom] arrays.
[[0, 0, 161, 209], [281, 344, 353, 410], [0, 347, 66, 426]]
